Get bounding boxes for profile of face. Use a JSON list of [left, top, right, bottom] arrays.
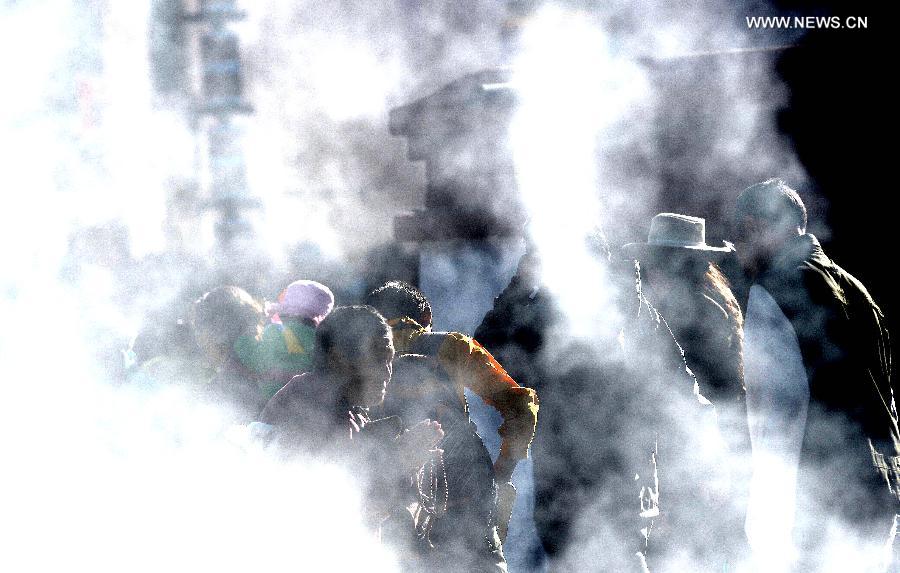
[[336, 334, 395, 408], [732, 215, 789, 278], [194, 329, 228, 367]]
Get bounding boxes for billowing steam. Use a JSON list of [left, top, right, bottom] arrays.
[[0, 0, 888, 572]]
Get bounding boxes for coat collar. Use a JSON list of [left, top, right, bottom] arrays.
[[770, 233, 825, 273]]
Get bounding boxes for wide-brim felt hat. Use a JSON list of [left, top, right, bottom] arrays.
[[622, 213, 734, 260]]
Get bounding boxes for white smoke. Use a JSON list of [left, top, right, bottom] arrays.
[[503, 2, 889, 573], [0, 3, 396, 571], [1, 0, 889, 572], [509, 4, 650, 337]]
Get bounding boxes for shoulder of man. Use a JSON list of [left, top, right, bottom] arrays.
[[259, 373, 313, 426], [438, 331, 503, 364], [407, 329, 453, 357]]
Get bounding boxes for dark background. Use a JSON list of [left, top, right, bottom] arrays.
[[653, 0, 892, 334]]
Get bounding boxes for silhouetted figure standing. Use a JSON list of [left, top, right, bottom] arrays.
[[623, 212, 751, 568], [191, 285, 270, 420], [476, 235, 725, 572], [367, 281, 538, 573], [733, 179, 899, 572]]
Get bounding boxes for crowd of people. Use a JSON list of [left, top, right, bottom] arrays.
[[125, 179, 900, 572]]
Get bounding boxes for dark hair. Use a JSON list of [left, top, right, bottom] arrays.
[[313, 305, 393, 371], [734, 178, 808, 233], [364, 281, 432, 328], [640, 256, 743, 328], [191, 286, 263, 350]]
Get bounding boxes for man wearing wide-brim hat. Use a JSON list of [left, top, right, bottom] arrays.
[[621, 213, 743, 400], [624, 212, 751, 570], [622, 211, 745, 413], [622, 212, 734, 261]]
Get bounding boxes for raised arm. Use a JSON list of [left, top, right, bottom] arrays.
[[437, 332, 539, 481]]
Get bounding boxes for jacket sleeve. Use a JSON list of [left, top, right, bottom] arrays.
[[437, 332, 539, 461], [233, 325, 283, 375]]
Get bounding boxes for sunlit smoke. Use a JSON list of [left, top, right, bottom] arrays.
[[509, 5, 649, 336], [0, 3, 399, 571], [0, 311, 401, 572], [1, 1, 889, 571], [504, 4, 888, 573]]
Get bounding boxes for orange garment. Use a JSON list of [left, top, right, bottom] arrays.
[[390, 318, 539, 462]]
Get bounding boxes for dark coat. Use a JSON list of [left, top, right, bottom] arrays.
[[476, 258, 727, 572], [646, 277, 744, 407], [642, 264, 752, 564], [385, 354, 506, 573], [753, 234, 900, 531]]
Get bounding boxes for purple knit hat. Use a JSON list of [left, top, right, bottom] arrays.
[[265, 280, 335, 325]]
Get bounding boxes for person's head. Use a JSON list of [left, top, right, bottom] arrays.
[[265, 279, 334, 326], [132, 316, 202, 365], [624, 212, 732, 287], [733, 178, 807, 276], [191, 286, 264, 366], [364, 281, 432, 330], [314, 305, 395, 407]]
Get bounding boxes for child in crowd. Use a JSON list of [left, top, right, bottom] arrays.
[[234, 279, 334, 399], [191, 285, 269, 419]]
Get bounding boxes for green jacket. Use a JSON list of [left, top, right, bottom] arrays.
[[233, 318, 316, 400]]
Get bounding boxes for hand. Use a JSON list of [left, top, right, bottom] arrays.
[[396, 419, 444, 472]]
